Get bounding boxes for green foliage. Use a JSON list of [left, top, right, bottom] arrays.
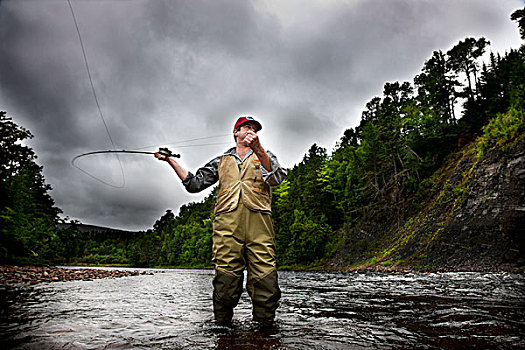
[[0, 111, 61, 264], [128, 232, 161, 267], [278, 209, 333, 266], [272, 144, 341, 266], [477, 107, 525, 154], [140, 192, 216, 268]]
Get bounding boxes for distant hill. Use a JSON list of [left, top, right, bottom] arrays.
[[57, 223, 142, 235]]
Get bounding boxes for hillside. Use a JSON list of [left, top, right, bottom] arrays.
[[334, 136, 525, 272]]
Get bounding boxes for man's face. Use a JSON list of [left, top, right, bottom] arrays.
[[234, 122, 258, 143], [241, 122, 258, 133]]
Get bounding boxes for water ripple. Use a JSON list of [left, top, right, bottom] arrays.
[[1, 270, 523, 349]]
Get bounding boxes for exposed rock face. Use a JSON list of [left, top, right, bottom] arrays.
[[334, 142, 525, 272], [422, 145, 525, 270]]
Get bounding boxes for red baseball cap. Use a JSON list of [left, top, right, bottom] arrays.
[[234, 115, 262, 131]]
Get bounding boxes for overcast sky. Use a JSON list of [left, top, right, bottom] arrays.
[[1, 0, 523, 231]]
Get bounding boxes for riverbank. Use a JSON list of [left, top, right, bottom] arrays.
[[1, 264, 522, 288], [283, 262, 524, 273], [0, 265, 158, 287], [343, 264, 524, 274]]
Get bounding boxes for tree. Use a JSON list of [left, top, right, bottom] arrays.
[[414, 50, 459, 123], [447, 37, 490, 102], [511, 8, 525, 40], [0, 111, 61, 263]]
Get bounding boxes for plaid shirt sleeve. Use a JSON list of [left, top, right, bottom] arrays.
[[260, 150, 287, 186], [182, 155, 221, 193]]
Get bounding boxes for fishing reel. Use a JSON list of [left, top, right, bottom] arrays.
[[158, 147, 180, 159]]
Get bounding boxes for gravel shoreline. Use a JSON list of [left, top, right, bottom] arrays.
[[0, 265, 158, 287]]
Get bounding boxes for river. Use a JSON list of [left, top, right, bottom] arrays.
[[1, 269, 524, 349]]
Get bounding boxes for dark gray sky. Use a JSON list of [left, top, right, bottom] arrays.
[[1, 0, 522, 231]]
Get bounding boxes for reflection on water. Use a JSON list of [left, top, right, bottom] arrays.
[[1, 269, 524, 349]]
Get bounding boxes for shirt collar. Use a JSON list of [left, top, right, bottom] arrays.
[[223, 147, 253, 162]]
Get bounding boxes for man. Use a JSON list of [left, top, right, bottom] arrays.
[[155, 115, 287, 325]]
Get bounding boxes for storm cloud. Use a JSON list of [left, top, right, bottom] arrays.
[[0, 0, 522, 230]]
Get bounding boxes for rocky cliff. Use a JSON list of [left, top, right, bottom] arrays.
[[420, 143, 525, 270], [336, 138, 525, 272]]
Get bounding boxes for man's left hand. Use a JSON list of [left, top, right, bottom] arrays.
[[245, 130, 272, 171], [245, 130, 262, 151]]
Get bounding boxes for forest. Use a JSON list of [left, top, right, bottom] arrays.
[[1, 9, 524, 269]]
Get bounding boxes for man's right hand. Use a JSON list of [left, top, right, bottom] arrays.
[[155, 152, 167, 161]]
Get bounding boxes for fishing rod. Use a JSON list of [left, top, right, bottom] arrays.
[[71, 135, 232, 187], [72, 147, 180, 162], [71, 147, 180, 188]]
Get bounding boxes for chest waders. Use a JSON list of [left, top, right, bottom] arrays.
[[212, 153, 281, 324]]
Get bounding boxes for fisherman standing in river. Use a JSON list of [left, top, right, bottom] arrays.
[[155, 115, 287, 325]]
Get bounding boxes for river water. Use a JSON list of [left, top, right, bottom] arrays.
[[0, 269, 524, 349]]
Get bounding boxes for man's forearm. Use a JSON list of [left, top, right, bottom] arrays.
[[253, 147, 272, 172], [167, 158, 188, 181]]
